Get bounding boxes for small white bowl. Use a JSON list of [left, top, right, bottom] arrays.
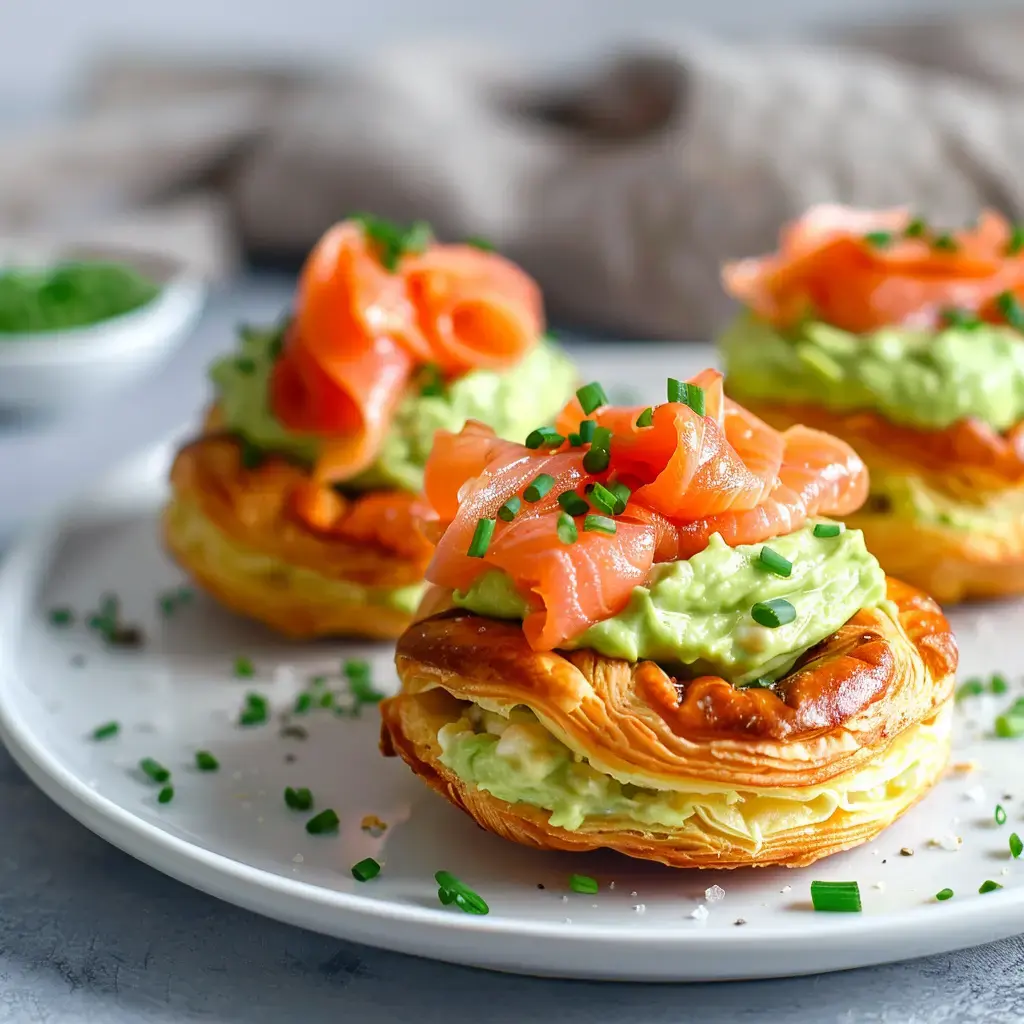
[[0, 244, 206, 416]]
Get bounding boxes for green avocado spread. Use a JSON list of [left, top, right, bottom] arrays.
[[209, 325, 576, 492], [453, 524, 888, 685], [720, 311, 1024, 432]]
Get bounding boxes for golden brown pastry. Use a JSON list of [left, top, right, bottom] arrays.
[[381, 370, 957, 867], [720, 204, 1024, 603], [163, 214, 576, 638]]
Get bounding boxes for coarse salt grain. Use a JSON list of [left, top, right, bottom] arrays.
[[930, 833, 962, 851], [633, 904, 646, 914], [690, 905, 709, 922], [609, 881, 616, 890], [705, 884, 726, 903], [873, 881, 886, 892], [292, 853, 304, 863], [780, 884, 792, 894]]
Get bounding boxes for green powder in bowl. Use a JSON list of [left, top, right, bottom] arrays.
[[0, 262, 162, 334]]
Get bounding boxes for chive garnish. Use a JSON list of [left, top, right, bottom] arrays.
[[498, 496, 521, 522], [157, 785, 174, 804], [583, 514, 616, 535], [667, 379, 706, 415], [810, 880, 862, 912], [352, 857, 381, 882], [578, 420, 596, 443], [567, 432, 582, 447], [569, 874, 598, 895], [140, 757, 170, 784], [235, 356, 256, 374], [557, 512, 578, 545], [933, 232, 958, 252], [49, 607, 73, 626], [939, 307, 981, 330], [195, 751, 219, 772], [588, 482, 620, 516], [525, 426, 564, 450], [904, 217, 928, 238], [736, 678, 773, 689], [417, 363, 446, 397], [293, 692, 313, 714], [608, 481, 631, 514], [635, 407, 653, 428], [863, 231, 894, 248], [1010, 833, 1023, 859], [995, 697, 1024, 738], [557, 491, 589, 517], [285, 786, 314, 811], [996, 291, 1024, 331], [305, 809, 340, 835], [956, 678, 985, 700], [935, 888, 954, 902], [233, 656, 255, 679], [238, 692, 269, 727], [318, 691, 334, 709], [91, 721, 120, 741], [751, 598, 796, 628], [758, 546, 793, 578], [238, 439, 265, 470], [979, 880, 1003, 894], [435, 870, 489, 915], [465, 236, 494, 252], [996, 804, 1008, 826], [1007, 226, 1024, 256], [524, 474, 556, 503], [582, 448, 610, 474], [467, 517, 496, 558], [353, 213, 433, 271], [812, 523, 842, 538], [348, 662, 384, 705], [576, 382, 608, 416], [990, 673, 1009, 694]]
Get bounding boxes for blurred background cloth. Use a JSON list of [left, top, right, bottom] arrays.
[[5, 9, 1024, 339]]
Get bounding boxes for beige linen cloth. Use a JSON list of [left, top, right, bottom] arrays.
[[6, 11, 1024, 339]]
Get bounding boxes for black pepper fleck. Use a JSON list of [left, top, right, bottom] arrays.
[[537, 883, 545, 890], [284, 753, 297, 764], [734, 918, 747, 926]]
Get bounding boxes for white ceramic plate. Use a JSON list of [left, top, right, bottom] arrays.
[[2, 352, 1024, 981]]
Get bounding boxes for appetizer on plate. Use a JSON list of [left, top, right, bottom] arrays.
[[165, 216, 575, 639], [721, 205, 1024, 603], [381, 372, 957, 868]]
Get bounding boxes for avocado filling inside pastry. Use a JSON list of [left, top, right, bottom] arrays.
[[452, 523, 889, 685], [165, 496, 425, 614], [437, 703, 952, 846]]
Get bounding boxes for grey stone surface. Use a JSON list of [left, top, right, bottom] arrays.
[[1, 279, 1021, 1022]]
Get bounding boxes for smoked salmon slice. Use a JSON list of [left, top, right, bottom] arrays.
[[722, 205, 1024, 334], [425, 370, 868, 652], [270, 218, 545, 483]]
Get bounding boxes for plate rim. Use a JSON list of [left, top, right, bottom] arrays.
[[1, 438, 1022, 980]]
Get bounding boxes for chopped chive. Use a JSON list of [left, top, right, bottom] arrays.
[[353, 213, 433, 271], [556, 512, 578, 545], [567, 432, 582, 447], [590, 426, 612, 450], [576, 382, 608, 415], [90, 721, 120, 741], [956, 678, 985, 700], [557, 490, 590, 517], [285, 786, 314, 811], [349, 672, 384, 705], [996, 290, 1024, 331], [233, 656, 255, 679], [498, 496, 521, 522], [524, 474, 555, 503], [996, 804, 1008, 826], [305, 809, 340, 835], [935, 888, 954, 902], [465, 235, 494, 252], [1007, 225, 1024, 256], [635, 407, 653, 428], [810, 880, 862, 912], [159, 592, 177, 616], [863, 230, 894, 248], [939, 307, 981, 330], [157, 785, 174, 804], [525, 426, 564, 450], [467, 517, 496, 558], [434, 870, 490, 915], [238, 692, 269, 727], [995, 712, 1024, 738], [588, 482, 620, 516], [582, 447, 610, 474], [904, 217, 928, 238], [293, 692, 313, 714], [569, 873, 599, 895], [990, 673, 1009, 695], [933, 232, 958, 252], [1010, 833, 1023, 858], [235, 356, 256, 374], [140, 757, 170, 784], [979, 880, 1003, 894], [736, 678, 773, 689], [578, 420, 596, 443], [813, 523, 842, 538], [417, 363, 446, 397], [318, 690, 335, 709], [352, 857, 381, 882], [758, 546, 793, 578], [49, 607, 73, 626], [583, 514, 616, 536], [195, 750, 219, 772], [751, 598, 796, 628], [238, 439, 265, 470], [608, 481, 631, 514], [667, 379, 706, 415]]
